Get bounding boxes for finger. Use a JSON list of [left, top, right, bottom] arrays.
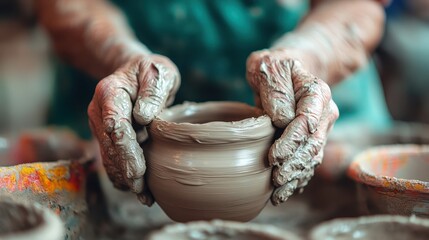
[[96, 76, 146, 193], [247, 51, 295, 128], [269, 114, 308, 166], [260, 58, 296, 128], [133, 57, 180, 125], [291, 61, 331, 134], [271, 100, 338, 187], [271, 179, 298, 206], [102, 89, 146, 192], [88, 98, 129, 190], [137, 189, 155, 207]]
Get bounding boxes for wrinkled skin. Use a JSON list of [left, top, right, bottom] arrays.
[[88, 54, 180, 205], [247, 49, 339, 205]]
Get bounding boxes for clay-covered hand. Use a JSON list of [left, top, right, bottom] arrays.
[[88, 54, 180, 206], [246, 49, 339, 205]]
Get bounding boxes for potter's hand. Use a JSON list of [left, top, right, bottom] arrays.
[[246, 49, 339, 205], [88, 54, 180, 206]]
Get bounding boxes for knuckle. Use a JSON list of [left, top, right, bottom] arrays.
[[102, 116, 116, 133], [247, 50, 270, 69], [96, 76, 113, 93]]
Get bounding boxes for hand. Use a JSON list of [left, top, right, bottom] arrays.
[[88, 54, 180, 205], [246, 49, 339, 205]]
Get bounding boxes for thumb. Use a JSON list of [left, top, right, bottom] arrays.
[[258, 57, 296, 128], [133, 58, 180, 125]]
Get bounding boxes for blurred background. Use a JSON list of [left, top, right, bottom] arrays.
[[0, 0, 428, 138]]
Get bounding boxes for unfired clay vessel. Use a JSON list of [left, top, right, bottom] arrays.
[[348, 145, 429, 217], [147, 220, 301, 240], [309, 215, 429, 240], [144, 101, 276, 222], [0, 197, 64, 240]]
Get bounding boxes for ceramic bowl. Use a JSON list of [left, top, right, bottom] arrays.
[[147, 220, 301, 240], [0, 197, 64, 240], [309, 215, 429, 240], [144, 101, 276, 222], [319, 122, 429, 180], [0, 128, 94, 239], [348, 145, 429, 216]]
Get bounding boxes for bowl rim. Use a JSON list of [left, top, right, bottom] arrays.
[[148, 219, 301, 240], [0, 197, 64, 239], [310, 215, 429, 239], [149, 101, 275, 144], [347, 144, 429, 193]]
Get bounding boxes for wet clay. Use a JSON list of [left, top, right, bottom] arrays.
[[144, 102, 276, 222], [348, 145, 429, 217], [310, 215, 429, 240], [0, 197, 64, 240], [148, 220, 301, 240]]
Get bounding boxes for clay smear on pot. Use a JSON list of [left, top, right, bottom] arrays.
[[144, 101, 276, 222], [348, 145, 429, 216]]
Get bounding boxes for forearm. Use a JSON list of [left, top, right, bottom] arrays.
[[35, 0, 150, 79], [272, 0, 385, 86]]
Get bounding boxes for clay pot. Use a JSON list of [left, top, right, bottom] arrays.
[[0, 197, 64, 240], [144, 101, 276, 222], [147, 220, 301, 240], [348, 145, 429, 217], [309, 215, 429, 240]]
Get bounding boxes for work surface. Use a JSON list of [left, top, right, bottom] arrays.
[[86, 172, 358, 239]]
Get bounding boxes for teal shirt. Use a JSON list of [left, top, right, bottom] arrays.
[[48, 0, 390, 138]]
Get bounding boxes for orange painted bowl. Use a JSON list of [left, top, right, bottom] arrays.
[[347, 145, 429, 217], [0, 159, 92, 238], [147, 220, 301, 240], [144, 101, 276, 222], [0, 197, 64, 240], [309, 215, 429, 240], [0, 128, 94, 238]]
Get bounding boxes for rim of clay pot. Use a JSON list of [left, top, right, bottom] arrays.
[[150, 101, 275, 144], [309, 215, 429, 240], [148, 220, 301, 240], [0, 197, 64, 240], [347, 144, 429, 193]]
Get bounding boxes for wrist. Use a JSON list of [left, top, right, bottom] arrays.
[[269, 42, 328, 82], [107, 37, 152, 69]]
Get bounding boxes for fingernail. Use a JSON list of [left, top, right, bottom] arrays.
[[137, 192, 154, 206], [271, 179, 298, 205], [134, 99, 157, 125]]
